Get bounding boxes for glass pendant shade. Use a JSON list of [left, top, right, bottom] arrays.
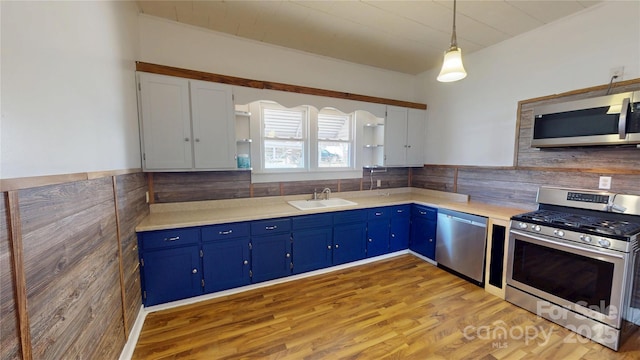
[[437, 47, 467, 82]]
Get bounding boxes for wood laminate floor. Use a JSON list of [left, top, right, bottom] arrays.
[[132, 255, 640, 359]]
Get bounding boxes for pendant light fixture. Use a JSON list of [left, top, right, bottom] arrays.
[[437, 0, 467, 82]]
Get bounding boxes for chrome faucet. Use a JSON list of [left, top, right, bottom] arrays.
[[321, 187, 331, 200]]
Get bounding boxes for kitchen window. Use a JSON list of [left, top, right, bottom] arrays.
[[249, 101, 360, 183]]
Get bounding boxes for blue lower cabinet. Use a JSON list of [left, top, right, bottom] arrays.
[[202, 238, 251, 293], [141, 245, 202, 306], [333, 222, 367, 265], [410, 205, 437, 260], [366, 220, 390, 257], [292, 227, 333, 274], [390, 206, 410, 251], [251, 233, 292, 283]]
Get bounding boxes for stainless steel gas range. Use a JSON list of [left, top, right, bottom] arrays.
[[506, 186, 640, 350]]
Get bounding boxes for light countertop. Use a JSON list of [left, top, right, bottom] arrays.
[[136, 187, 528, 232]]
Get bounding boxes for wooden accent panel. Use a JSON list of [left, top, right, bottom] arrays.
[[280, 180, 339, 196], [411, 166, 456, 192], [136, 62, 427, 110], [132, 255, 640, 359], [1, 192, 23, 360], [152, 171, 251, 203], [516, 81, 640, 170], [19, 178, 125, 359], [115, 173, 148, 336], [0, 168, 141, 192], [414, 166, 640, 210]]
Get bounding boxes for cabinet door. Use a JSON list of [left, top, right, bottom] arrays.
[[138, 72, 192, 170], [189, 80, 236, 169], [251, 233, 292, 283], [406, 109, 425, 166], [367, 220, 390, 257], [390, 209, 410, 251], [291, 228, 332, 274], [202, 238, 251, 293], [410, 217, 437, 260], [141, 245, 202, 306], [333, 223, 366, 265], [384, 106, 408, 166]]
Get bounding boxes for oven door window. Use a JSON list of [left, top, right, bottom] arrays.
[[512, 239, 614, 315]]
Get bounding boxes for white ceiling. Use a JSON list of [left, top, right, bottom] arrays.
[[136, 0, 601, 75]]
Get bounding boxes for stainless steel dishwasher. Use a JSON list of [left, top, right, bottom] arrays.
[[436, 209, 488, 286]]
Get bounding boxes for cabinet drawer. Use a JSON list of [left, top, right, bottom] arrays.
[[412, 205, 437, 220], [392, 204, 411, 217], [333, 209, 367, 224], [251, 218, 291, 235], [202, 222, 250, 241], [368, 207, 392, 220], [292, 213, 333, 229], [139, 228, 200, 250]]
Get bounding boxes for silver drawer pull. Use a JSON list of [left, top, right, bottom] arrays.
[[419, 211, 427, 215], [397, 210, 404, 213], [164, 236, 180, 242], [219, 230, 233, 235], [243, 260, 248, 265], [265, 225, 278, 230], [375, 212, 383, 216], [192, 268, 198, 274]]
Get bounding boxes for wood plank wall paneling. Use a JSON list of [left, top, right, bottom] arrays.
[[148, 167, 413, 202], [0, 192, 22, 360], [516, 81, 640, 170], [152, 171, 251, 203], [115, 173, 149, 336], [0, 172, 147, 359], [19, 177, 124, 359], [411, 166, 456, 192]]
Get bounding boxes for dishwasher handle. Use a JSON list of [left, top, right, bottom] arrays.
[[444, 214, 487, 228]]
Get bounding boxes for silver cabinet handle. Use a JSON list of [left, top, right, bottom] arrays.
[[219, 230, 233, 235], [391, 234, 395, 238], [192, 268, 198, 274], [335, 244, 339, 249], [286, 253, 291, 258], [164, 236, 180, 242], [265, 225, 278, 230], [419, 211, 427, 215], [619, 97, 630, 139], [368, 238, 373, 242], [243, 260, 248, 265], [327, 245, 332, 250], [184, 138, 190, 142], [195, 138, 200, 142], [375, 212, 383, 216], [396, 209, 404, 213]]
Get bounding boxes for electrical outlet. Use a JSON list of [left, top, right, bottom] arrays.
[[610, 66, 624, 80], [377, 179, 381, 187], [599, 176, 612, 190]]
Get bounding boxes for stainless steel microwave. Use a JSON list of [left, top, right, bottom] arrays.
[[532, 91, 640, 148]]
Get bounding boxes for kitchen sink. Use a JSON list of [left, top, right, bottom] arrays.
[[287, 198, 357, 211]]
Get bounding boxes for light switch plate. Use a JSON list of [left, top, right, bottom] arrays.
[[377, 179, 381, 187], [599, 176, 612, 190]]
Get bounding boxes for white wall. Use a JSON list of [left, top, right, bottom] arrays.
[[417, 1, 640, 166], [1, 0, 140, 179], [138, 15, 417, 104]]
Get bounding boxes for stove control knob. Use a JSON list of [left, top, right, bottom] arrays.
[[533, 225, 541, 232], [598, 239, 611, 248], [518, 222, 528, 229], [580, 235, 592, 243], [554, 229, 565, 237]]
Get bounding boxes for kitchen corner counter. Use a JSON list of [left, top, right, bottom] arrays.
[[438, 201, 528, 222], [135, 187, 527, 232]]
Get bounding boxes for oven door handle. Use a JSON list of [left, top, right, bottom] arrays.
[[510, 230, 626, 260]]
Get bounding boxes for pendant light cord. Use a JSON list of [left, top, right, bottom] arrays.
[[450, 0, 458, 49]]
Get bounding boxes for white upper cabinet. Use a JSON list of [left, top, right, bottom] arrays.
[[137, 72, 236, 171], [384, 106, 425, 167]]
